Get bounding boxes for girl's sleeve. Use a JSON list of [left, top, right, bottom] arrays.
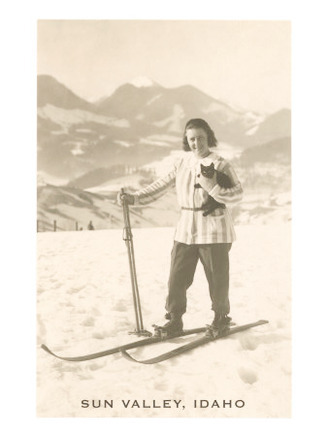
[[208, 161, 243, 206], [133, 164, 178, 206]]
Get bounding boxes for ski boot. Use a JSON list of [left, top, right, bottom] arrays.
[[153, 313, 183, 339], [205, 313, 232, 338]]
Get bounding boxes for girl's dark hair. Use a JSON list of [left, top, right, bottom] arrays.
[[182, 118, 218, 151]]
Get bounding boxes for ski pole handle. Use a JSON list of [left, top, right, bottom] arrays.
[[120, 189, 135, 207], [121, 188, 131, 238], [120, 187, 126, 204]]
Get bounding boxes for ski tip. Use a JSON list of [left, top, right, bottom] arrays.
[[120, 348, 155, 365], [120, 348, 138, 363], [40, 344, 58, 357]]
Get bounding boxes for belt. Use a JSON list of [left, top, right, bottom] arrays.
[[181, 204, 226, 211], [181, 207, 205, 211]]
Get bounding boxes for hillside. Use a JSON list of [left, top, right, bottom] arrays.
[[37, 183, 180, 232]]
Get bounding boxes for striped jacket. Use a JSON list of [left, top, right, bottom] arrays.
[[134, 151, 243, 244]]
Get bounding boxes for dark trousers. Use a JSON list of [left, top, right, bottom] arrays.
[[166, 241, 232, 316]]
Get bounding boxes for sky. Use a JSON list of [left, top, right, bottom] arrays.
[[37, 20, 290, 114]]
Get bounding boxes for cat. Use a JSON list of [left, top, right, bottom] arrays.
[[194, 162, 233, 216]]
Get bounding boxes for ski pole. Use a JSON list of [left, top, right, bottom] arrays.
[[121, 188, 152, 337]]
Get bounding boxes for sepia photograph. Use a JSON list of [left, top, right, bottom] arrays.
[[34, 17, 294, 420], [35, 19, 292, 418], [4, 0, 328, 434]]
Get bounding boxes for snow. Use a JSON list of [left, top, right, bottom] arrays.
[[153, 104, 185, 131], [243, 111, 266, 124], [139, 137, 173, 148], [87, 173, 145, 193], [146, 94, 163, 106], [203, 102, 237, 122], [245, 125, 260, 136], [70, 142, 85, 156], [217, 141, 243, 160], [37, 223, 291, 418], [37, 171, 68, 186], [113, 140, 132, 148], [135, 134, 182, 149], [236, 191, 291, 226], [141, 144, 241, 178], [38, 104, 130, 130], [142, 150, 185, 177], [129, 76, 157, 88], [144, 134, 181, 143]]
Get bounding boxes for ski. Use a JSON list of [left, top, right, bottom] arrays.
[[120, 320, 269, 364], [40, 327, 206, 362]]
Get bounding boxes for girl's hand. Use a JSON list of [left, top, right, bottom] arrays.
[[117, 191, 135, 206], [196, 172, 217, 193]]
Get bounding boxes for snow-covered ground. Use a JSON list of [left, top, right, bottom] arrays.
[[37, 223, 291, 418]]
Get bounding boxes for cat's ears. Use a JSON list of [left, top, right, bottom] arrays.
[[200, 162, 215, 169]]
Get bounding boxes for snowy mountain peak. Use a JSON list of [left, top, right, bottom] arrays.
[[129, 76, 157, 88]]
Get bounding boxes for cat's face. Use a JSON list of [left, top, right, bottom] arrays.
[[200, 162, 215, 178], [186, 128, 210, 159]]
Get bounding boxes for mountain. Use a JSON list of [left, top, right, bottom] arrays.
[[240, 136, 291, 166], [37, 74, 291, 184], [97, 81, 166, 119], [245, 109, 291, 146], [37, 75, 95, 111], [97, 82, 261, 143]]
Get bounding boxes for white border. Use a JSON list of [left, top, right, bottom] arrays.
[[2, 0, 327, 435]]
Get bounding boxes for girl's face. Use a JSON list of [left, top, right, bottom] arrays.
[[186, 128, 210, 159]]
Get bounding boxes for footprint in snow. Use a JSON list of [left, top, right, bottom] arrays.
[[112, 300, 128, 311], [81, 317, 95, 327], [87, 362, 106, 372], [92, 331, 110, 339], [153, 381, 168, 391], [67, 287, 84, 294], [238, 334, 259, 351], [237, 366, 258, 385]]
